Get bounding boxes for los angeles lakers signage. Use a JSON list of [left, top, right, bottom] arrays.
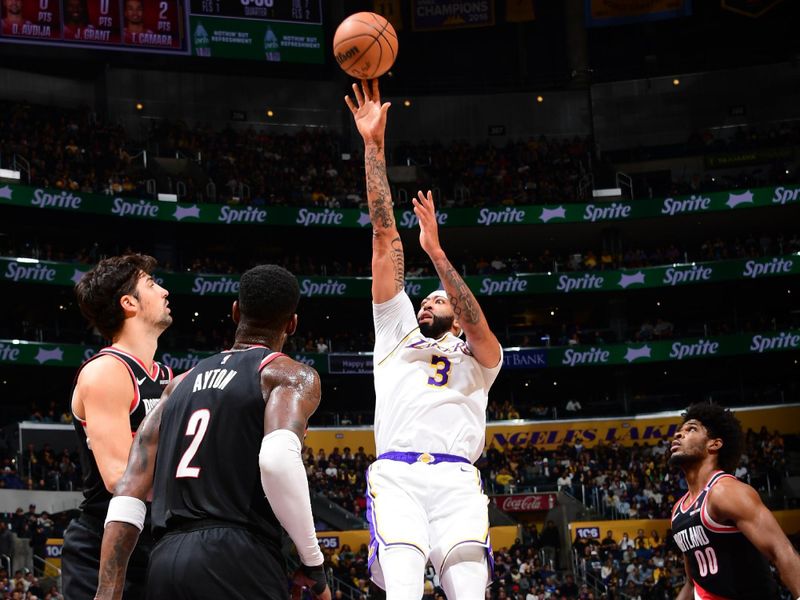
[[302, 404, 800, 455]]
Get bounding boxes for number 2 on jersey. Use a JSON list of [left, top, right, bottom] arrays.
[[427, 355, 452, 387], [176, 409, 210, 478]]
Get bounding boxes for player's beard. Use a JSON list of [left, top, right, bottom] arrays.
[[667, 450, 698, 469], [157, 313, 173, 331], [419, 314, 455, 339]]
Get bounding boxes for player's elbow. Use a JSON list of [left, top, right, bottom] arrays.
[[102, 467, 125, 494], [258, 449, 287, 480]]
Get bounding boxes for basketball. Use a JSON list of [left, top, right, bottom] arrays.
[[333, 12, 398, 79]]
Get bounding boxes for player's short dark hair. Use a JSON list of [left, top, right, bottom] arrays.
[[681, 403, 744, 473], [238, 264, 300, 330], [75, 254, 157, 340]]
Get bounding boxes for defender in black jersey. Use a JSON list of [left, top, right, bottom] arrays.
[[94, 265, 330, 600], [669, 403, 800, 600], [63, 254, 172, 600]]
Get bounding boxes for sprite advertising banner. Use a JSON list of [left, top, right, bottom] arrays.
[[2, 254, 798, 297], [1, 183, 798, 228], [1, 330, 797, 372]]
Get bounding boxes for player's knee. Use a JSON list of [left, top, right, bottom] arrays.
[[380, 545, 427, 600], [440, 546, 488, 600], [441, 543, 486, 572]]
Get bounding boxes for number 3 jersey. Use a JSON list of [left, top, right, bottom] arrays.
[[150, 346, 284, 543], [372, 291, 502, 463], [670, 470, 777, 600]]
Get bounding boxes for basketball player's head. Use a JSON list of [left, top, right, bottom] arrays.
[[75, 254, 172, 340], [3, 0, 22, 18], [668, 403, 743, 473], [417, 290, 461, 339], [64, 0, 87, 24], [234, 264, 299, 341], [124, 0, 144, 26]]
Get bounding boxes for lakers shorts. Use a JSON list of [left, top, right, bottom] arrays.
[[365, 452, 493, 589]]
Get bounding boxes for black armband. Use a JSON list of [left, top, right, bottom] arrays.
[[301, 564, 327, 594]]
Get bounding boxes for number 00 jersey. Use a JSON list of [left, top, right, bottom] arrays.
[[671, 470, 778, 600], [151, 346, 284, 543], [372, 291, 502, 463]]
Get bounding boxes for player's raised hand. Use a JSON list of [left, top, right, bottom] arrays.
[[344, 79, 391, 146], [413, 190, 444, 258], [290, 564, 331, 600]]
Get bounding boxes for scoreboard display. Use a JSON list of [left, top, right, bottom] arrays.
[[0, 0, 187, 52], [188, 0, 323, 63], [0, 0, 324, 61], [190, 0, 320, 21]]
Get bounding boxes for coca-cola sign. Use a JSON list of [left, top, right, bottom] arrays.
[[492, 493, 557, 512]]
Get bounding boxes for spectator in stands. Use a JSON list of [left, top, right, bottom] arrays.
[[734, 457, 748, 480], [30, 517, 49, 576], [0, 467, 23, 490], [495, 466, 515, 492], [653, 317, 673, 339], [619, 532, 634, 555], [25, 505, 37, 530], [540, 520, 560, 567], [565, 399, 582, 415], [600, 530, 618, 559], [556, 469, 573, 494], [0, 522, 14, 566], [636, 320, 654, 341]]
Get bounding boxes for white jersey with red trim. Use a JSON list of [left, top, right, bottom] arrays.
[[670, 471, 777, 600], [372, 291, 502, 463]]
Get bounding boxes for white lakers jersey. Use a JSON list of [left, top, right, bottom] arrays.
[[372, 291, 503, 463]]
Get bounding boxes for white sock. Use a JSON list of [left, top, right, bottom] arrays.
[[379, 545, 427, 600], [440, 546, 488, 600]]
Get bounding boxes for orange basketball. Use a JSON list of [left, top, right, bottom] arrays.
[[333, 12, 398, 79]]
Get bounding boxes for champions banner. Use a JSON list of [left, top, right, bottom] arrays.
[[411, 0, 494, 30], [1, 329, 797, 372], [585, 0, 692, 27], [2, 254, 797, 297], [2, 183, 797, 228]]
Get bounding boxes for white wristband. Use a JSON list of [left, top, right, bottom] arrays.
[[105, 496, 146, 532]]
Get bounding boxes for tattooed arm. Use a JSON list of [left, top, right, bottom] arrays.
[[95, 375, 183, 600], [413, 190, 501, 368], [345, 79, 404, 304]]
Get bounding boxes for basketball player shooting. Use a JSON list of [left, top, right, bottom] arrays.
[[669, 403, 800, 600], [345, 78, 503, 600]]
